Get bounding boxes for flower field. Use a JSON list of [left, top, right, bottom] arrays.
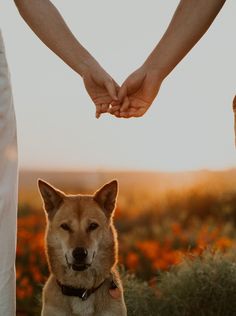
[[16, 170, 236, 315]]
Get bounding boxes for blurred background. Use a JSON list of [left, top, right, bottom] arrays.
[[0, 0, 235, 314]]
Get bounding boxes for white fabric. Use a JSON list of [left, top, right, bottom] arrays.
[[0, 30, 18, 316]]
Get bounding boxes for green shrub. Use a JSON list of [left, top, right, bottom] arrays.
[[123, 251, 236, 316], [122, 273, 158, 316]]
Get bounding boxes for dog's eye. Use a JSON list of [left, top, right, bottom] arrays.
[[88, 222, 99, 231], [60, 223, 71, 231]]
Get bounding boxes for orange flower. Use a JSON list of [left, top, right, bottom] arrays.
[[20, 277, 29, 287], [136, 241, 160, 261], [215, 237, 233, 251], [171, 223, 182, 236], [152, 258, 168, 270], [17, 288, 27, 300], [126, 252, 139, 270], [32, 267, 45, 283]]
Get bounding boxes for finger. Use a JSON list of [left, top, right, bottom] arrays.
[[120, 96, 130, 112], [114, 82, 120, 96], [118, 84, 127, 103], [120, 114, 129, 118], [113, 111, 121, 118], [120, 107, 136, 118], [104, 80, 118, 101], [108, 105, 120, 114], [109, 100, 120, 113], [96, 105, 102, 119], [110, 100, 120, 107], [130, 108, 144, 118], [97, 103, 109, 114], [118, 110, 130, 118], [100, 104, 109, 113], [96, 109, 101, 119], [96, 104, 109, 118], [109, 109, 121, 118]]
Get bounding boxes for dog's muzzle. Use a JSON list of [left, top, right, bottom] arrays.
[[72, 262, 91, 272], [66, 249, 95, 271], [72, 247, 89, 271]]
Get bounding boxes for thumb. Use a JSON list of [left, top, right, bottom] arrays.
[[118, 71, 142, 102], [118, 83, 128, 103], [104, 79, 118, 101]]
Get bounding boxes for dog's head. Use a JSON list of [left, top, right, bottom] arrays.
[[38, 179, 118, 275]]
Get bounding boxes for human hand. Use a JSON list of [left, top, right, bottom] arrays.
[[82, 60, 119, 118], [109, 65, 162, 118]]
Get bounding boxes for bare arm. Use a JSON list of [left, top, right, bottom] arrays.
[[145, 0, 226, 80], [14, 0, 118, 115], [114, 0, 226, 118], [14, 0, 96, 75]]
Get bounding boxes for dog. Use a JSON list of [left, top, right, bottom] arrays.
[[38, 179, 127, 316]]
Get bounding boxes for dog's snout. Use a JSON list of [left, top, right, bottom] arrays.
[[72, 247, 88, 261]]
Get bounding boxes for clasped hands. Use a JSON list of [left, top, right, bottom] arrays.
[[82, 58, 163, 119]]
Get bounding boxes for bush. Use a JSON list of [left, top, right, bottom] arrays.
[[123, 251, 236, 316], [122, 272, 158, 316]]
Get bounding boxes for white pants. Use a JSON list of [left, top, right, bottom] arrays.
[[0, 31, 18, 316]]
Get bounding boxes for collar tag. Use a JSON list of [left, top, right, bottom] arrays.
[[81, 289, 88, 301]]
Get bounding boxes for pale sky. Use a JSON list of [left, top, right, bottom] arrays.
[[0, 0, 235, 172]]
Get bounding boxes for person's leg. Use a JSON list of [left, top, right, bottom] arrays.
[[0, 30, 18, 315]]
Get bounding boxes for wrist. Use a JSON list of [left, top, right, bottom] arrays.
[[70, 43, 100, 77], [76, 54, 99, 77], [141, 61, 165, 83]]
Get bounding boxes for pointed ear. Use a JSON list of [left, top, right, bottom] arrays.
[[38, 179, 64, 218], [94, 180, 118, 218]]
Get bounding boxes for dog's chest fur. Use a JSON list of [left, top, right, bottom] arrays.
[[70, 296, 95, 316]]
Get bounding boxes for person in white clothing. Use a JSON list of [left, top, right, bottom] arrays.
[[0, 30, 18, 316], [1, 1, 119, 315]]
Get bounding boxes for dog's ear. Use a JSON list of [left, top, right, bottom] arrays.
[[94, 180, 118, 218], [38, 179, 65, 218]]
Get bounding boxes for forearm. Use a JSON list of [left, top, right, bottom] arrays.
[[14, 0, 96, 76], [144, 0, 226, 80]]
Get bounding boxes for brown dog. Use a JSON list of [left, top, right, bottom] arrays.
[[38, 179, 127, 316]]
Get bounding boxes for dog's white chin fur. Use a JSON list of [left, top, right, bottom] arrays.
[[65, 253, 95, 272]]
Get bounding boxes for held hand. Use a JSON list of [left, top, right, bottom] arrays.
[[82, 61, 119, 118], [110, 65, 162, 118]]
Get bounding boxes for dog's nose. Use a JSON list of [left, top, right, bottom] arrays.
[[72, 247, 88, 261]]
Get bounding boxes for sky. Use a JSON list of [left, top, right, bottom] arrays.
[[0, 0, 235, 172]]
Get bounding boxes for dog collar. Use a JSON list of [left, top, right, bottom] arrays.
[[56, 278, 117, 301]]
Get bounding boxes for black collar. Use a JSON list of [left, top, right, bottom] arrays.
[[56, 279, 106, 301]]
